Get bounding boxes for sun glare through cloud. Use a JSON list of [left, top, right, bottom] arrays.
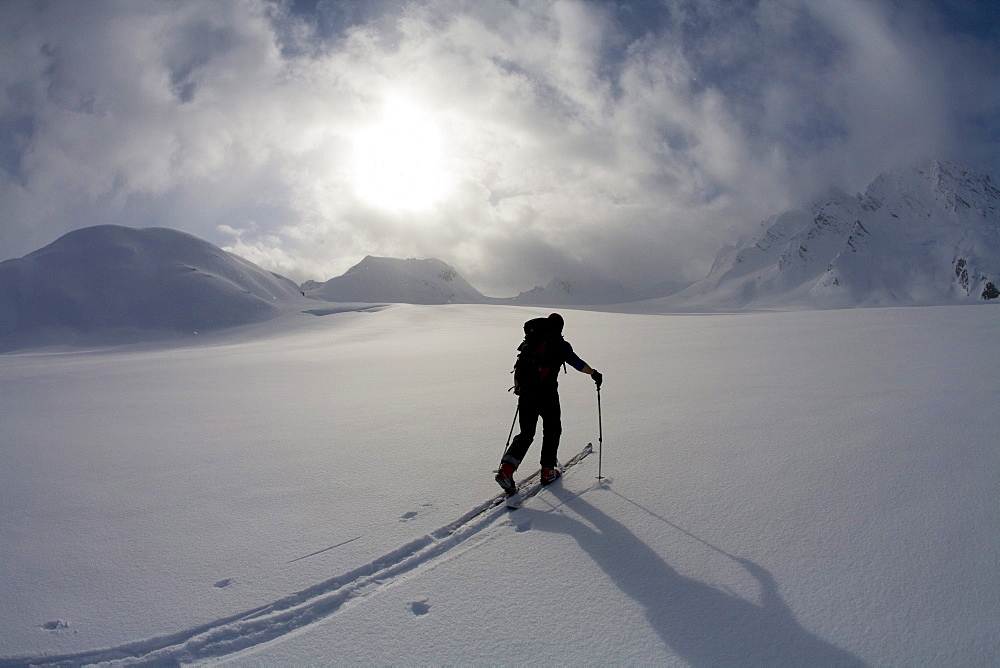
[[351, 100, 450, 212], [0, 0, 997, 295]]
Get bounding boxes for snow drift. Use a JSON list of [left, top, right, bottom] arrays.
[[0, 225, 305, 351]]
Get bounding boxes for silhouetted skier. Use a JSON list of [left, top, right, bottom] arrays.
[[496, 313, 602, 491]]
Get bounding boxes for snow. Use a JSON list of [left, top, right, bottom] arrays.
[[511, 274, 636, 305], [304, 256, 488, 304], [0, 225, 308, 352], [1, 163, 999, 664], [657, 160, 1000, 311], [299, 161, 1000, 312], [2, 303, 999, 665]]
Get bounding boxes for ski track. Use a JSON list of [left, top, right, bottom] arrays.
[[0, 446, 593, 667]]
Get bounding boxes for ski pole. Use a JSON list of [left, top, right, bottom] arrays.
[[503, 404, 519, 458], [596, 385, 604, 480]]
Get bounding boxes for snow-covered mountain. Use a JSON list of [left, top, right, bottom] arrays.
[[305, 256, 636, 306], [304, 255, 488, 304], [310, 161, 1000, 310], [4, 161, 997, 354], [511, 276, 628, 306], [0, 225, 305, 351], [307, 257, 687, 307], [660, 161, 1000, 310], [512, 275, 689, 305]]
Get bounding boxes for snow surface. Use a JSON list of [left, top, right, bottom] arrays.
[[2, 303, 999, 665]]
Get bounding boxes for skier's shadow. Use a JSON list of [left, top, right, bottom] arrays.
[[520, 485, 868, 667]]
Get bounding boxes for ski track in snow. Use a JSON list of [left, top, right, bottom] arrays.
[[0, 447, 593, 667]]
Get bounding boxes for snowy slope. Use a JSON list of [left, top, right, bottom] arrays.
[[0, 225, 307, 351], [305, 255, 488, 304], [655, 161, 1000, 310], [1, 304, 998, 665]]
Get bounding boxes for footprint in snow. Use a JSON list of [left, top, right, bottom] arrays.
[[214, 578, 235, 589], [42, 620, 69, 631], [400, 504, 433, 522], [409, 600, 431, 616]]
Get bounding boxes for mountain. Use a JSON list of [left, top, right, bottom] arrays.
[[512, 276, 629, 306], [0, 225, 305, 351], [512, 275, 689, 305], [659, 161, 1000, 310], [304, 255, 488, 304], [306, 257, 687, 307]]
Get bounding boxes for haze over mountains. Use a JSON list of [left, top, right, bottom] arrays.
[[303, 256, 488, 305], [246, 160, 1000, 310], [1, 160, 997, 351], [301, 255, 683, 305], [653, 160, 1000, 311]]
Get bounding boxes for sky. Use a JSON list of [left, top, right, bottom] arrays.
[[1, 0, 998, 297]]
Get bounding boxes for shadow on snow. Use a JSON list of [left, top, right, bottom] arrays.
[[519, 484, 868, 667]]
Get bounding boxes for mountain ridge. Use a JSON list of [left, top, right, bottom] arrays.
[[654, 160, 1000, 310], [3, 160, 998, 352], [303, 255, 489, 305]]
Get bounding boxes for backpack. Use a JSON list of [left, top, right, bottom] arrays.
[[512, 317, 566, 393]]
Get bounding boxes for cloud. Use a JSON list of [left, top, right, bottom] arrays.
[[1, 0, 997, 297]]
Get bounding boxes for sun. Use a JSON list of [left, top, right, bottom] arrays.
[[351, 101, 450, 211]]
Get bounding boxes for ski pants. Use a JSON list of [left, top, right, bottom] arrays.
[[503, 389, 562, 470]]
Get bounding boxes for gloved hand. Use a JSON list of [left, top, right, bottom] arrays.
[[592, 370, 603, 388]]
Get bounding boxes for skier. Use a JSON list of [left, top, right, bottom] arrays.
[[496, 313, 602, 492]]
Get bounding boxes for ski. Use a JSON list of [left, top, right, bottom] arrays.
[[439, 443, 594, 539], [505, 442, 593, 509]]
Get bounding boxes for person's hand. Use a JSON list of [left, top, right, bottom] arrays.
[[592, 370, 603, 388]]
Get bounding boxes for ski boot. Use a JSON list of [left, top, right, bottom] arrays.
[[495, 462, 516, 494], [540, 466, 562, 485]]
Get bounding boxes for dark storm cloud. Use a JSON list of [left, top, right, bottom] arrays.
[[1, 0, 997, 297]]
